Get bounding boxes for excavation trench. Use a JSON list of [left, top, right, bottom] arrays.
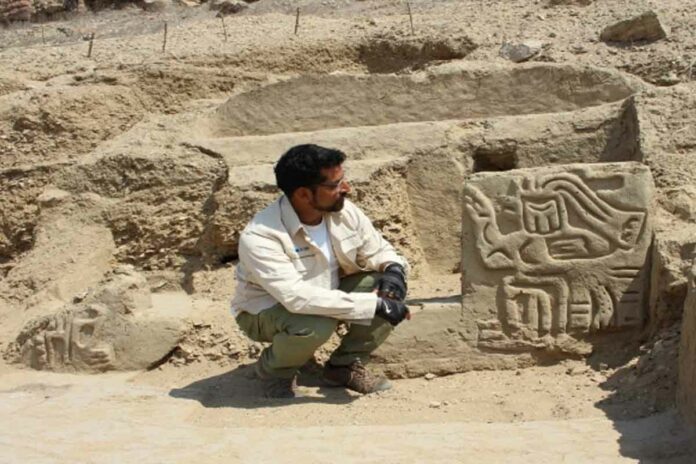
[[3, 62, 651, 381], [178, 62, 654, 377], [208, 62, 640, 137]]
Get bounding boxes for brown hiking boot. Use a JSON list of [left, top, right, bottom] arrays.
[[323, 360, 392, 394], [254, 361, 302, 399]]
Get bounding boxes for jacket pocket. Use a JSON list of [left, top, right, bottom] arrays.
[[291, 253, 317, 274], [338, 234, 361, 261]]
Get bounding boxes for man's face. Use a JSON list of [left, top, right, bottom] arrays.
[[311, 165, 351, 212]]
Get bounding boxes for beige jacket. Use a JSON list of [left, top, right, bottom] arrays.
[[231, 196, 409, 322]]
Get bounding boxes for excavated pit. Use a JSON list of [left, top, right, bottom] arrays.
[[0, 61, 659, 381], [196, 62, 643, 273], [208, 62, 640, 137], [165, 61, 655, 377]]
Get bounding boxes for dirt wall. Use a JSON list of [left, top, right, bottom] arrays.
[[678, 259, 696, 425], [210, 63, 640, 137]]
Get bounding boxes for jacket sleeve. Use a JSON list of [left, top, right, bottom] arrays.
[[238, 231, 378, 321], [352, 205, 410, 275]]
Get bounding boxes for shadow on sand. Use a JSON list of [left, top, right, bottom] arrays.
[[169, 362, 358, 409], [587, 330, 696, 463]]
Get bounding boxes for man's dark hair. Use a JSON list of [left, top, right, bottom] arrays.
[[274, 144, 347, 197]]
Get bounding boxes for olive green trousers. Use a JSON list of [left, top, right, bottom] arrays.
[[235, 272, 393, 379]]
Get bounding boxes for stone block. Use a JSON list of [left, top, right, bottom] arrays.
[[461, 162, 654, 354], [374, 302, 525, 377], [209, 0, 247, 15], [499, 40, 543, 63], [32, 0, 66, 17], [600, 11, 668, 43], [11, 266, 187, 372], [140, 0, 168, 12], [0, 0, 33, 22], [649, 227, 696, 333]]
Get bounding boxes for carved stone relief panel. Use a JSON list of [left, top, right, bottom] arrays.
[[19, 304, 116, 371], [10, 266, 185, 372], [461, 162, 654, 353]]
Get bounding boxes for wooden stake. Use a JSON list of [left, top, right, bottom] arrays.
[[87, 32, 94, 58], [220, 16, 228, 42], [294, 7, 300, 35], [407, 2, 414, 35], [162, 21, 168, 53]]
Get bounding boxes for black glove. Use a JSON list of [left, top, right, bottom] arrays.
[[375, 263, 407, 301], [375, 297, 410, 326]]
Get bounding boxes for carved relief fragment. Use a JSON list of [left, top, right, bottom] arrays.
[[19, 304, 116, 371], [461, 163, 654, 353], [9, 266, 185, 372]]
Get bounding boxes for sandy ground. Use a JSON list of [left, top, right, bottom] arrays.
[[1, 272, 691, 461], [1, 357, 694, 463]]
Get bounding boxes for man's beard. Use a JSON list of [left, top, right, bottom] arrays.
[[314, 193, 346, 213]]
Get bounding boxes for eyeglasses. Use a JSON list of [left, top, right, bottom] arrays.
[[315, 176, 348, 192]]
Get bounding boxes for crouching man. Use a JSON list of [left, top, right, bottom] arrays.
[[231, 144, 410, 398]]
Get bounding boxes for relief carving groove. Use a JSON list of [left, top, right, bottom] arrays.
[[22, 305, 116, 371], [461, 163, 653, 353], [8, 266, 185, 372]]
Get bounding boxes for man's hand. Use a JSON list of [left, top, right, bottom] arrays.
[[375, 263, 407, 301], [375, 297, 410, 326]]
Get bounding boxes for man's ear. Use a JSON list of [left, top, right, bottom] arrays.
[[293, 186, 313, 204]]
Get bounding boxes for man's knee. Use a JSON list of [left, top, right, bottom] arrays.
[[285, 315, 337, 347]]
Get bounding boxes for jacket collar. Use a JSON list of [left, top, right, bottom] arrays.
[[280, 195, 341, 237], [280, 195, 304, 237]]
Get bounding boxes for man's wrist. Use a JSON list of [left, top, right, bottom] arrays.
[[354, 292, 379, 319], [382, 262, 405, 273]]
